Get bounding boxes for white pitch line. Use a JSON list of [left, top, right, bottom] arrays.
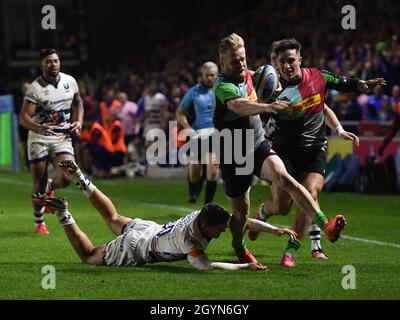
[[1, 177, 399, 249], [340, 235, 400, 249]]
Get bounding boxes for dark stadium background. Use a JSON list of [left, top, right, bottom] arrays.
[[0, 0, 259, 77], [1, 0, 399, 83]]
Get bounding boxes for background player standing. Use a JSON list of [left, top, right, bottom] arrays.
[[176, 62, 220, 204], [19, 49, 84, 234]]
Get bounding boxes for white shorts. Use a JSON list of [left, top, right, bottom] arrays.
[[27, 137, 74, 163], [104, 218, 162, 267]]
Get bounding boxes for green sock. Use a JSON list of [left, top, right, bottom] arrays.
[[232, 239, 247, 252], [259, 207, 270, 220], [284, 239, 302, 257], [312, 211, 328, 230]]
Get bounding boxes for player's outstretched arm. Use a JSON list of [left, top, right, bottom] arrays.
[[187, 250, 267, 271], [246, 218, 297, 241], [321, 69, 386, 93]]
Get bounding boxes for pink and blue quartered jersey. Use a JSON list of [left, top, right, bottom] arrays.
[[272, 68, 358, 150]]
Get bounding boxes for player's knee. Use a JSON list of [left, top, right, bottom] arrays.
[[207, 171, 218, 181]]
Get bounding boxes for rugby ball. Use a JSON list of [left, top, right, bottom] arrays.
[[252, 64, 279, 103]]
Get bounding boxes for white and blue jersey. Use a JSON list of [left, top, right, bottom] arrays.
[[180, 83, 214, 131], [25, 72, 79, 142], [103, 210, 209, 267]]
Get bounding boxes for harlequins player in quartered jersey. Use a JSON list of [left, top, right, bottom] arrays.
[[249, 38, 385, 267], [272, 68, 360, 152]]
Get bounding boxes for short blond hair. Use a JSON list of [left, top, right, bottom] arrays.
[[218, 33, 245, 58]]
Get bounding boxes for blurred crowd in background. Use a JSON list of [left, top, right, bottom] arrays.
[[2, 0, 400, 177]]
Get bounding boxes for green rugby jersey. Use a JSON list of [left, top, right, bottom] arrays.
[[212, 70, 265, 152]]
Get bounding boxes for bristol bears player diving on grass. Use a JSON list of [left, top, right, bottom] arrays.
[[19, 49, 84, 234], [249, 38, 385, 267], [32, 159, 297, 271], [213, 33, 348, 265], [176, 61, 220, 204]]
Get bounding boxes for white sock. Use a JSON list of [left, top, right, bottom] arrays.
[[71, 172, 96, 198], [309, 224, 322, 251], [55, 208, 75, 226], [34, 207, 45, 226]]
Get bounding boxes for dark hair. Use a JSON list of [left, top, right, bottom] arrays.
[[40, 48, 59, 61], [271, 38, 301, 58], [198, 203, 230, 226]]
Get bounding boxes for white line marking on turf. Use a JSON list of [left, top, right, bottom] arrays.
[[2, 177, 399, 249], [340, 235, 400, 249]]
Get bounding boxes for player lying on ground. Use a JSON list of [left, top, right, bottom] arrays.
[[32, 160, 297, 271]]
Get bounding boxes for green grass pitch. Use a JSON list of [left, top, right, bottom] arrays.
[[0, 171, 399, 300]]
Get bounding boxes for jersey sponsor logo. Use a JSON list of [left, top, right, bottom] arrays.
[[285, 93, 321, 115], [44, 109, 69, 125]]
